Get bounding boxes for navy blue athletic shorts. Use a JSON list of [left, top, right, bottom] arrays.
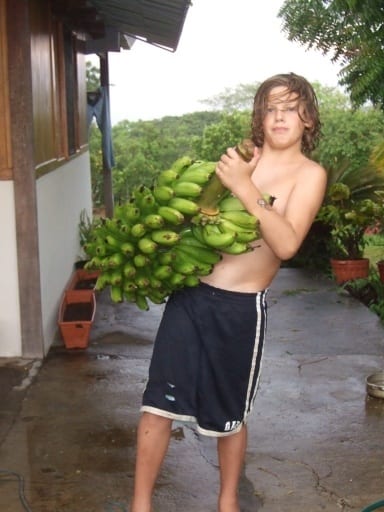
[[141, 281, 268, 437]]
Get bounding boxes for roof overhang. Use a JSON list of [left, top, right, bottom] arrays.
[[52, 0, 191, 53], [84, 0, 192, 53]]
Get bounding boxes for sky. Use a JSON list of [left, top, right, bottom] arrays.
[[102, 0, 342, 125]]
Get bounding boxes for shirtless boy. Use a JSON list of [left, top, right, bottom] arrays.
[[130, 72, 327, 512]]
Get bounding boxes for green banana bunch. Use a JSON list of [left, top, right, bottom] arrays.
[[83, 143, 274, 311]]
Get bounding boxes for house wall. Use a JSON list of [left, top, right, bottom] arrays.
[[0, 152, 92, 358], [37, 152, 93, 353], [0, 182, 22, 356]]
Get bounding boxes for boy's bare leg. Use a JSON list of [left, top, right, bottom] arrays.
[[130, 412, 172, 512], [217, 426, 248, 512]]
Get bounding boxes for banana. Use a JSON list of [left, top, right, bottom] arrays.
[[124, 290, 137, 303], [94, 272, 110, 291], [157, 169, 180, 186], [218, 218, 260, 243], [220, 211, 259, 230], [105, 235, 123, 249], [138, 295, 150, 311], [218, 196, 246, 212], [174, 247, 214, 274], [134, 254, 150, 267], [107, 252, 124, 268], [202, 224, 237, 249], [120, 242, 135, 256], [118, 222, 132, 236], [144, 214, 165, 229], [131, 223, 147, 238], [232, 230, 259, 244], [138, 237, 158, 254], [110, 285, 123, 303], [179, 228, 207, 248], [88, 256, 109, 270], [85, 256, 105, 270], [158, 206, 185, 225], [172, 181, 202, 198], [110, 270, 123, 286], [83, 242, 107, 258], [151, 229, 180, 246], [122, 204, 141, 222], [176, 244, 221, 265], [153, 264, 173, 280], [178, 166, 214, 185], [104, 218, 126, 238], [134, 272, 150, 289], [123, 262, 136, 279], [153, 185, 174, 203], [123, 280, 137, 293], [171, 155, 194, 173], [183, 275, 200, 287], [148, 275, 163, 289], [171, 255, 197, 275], [168, 197, 200, 216], [166, 272, 186, 287], [131, 184, 152, 201], [220, 241, 253, 255], [191, 225, 208, 246], [139, 192, 157, 214], [157, 250, 176, 265], [178, 234, 211, 249], [147, 290, 167, 305]]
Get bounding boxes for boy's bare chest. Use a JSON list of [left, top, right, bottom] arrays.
[[252, 169, 298, 214]]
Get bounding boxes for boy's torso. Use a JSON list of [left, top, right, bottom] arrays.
[[201, 152, 313, 292]]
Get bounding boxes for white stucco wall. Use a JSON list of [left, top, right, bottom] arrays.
[[0, 181, 22, 357], [37, 151, 93, 354]]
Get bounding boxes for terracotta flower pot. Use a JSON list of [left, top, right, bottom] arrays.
[[330, 258, 370, 285], [66, 269, 100, 299], [58, 291, 96, 349]]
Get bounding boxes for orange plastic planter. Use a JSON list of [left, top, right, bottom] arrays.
[[58, 291, 96, 349]]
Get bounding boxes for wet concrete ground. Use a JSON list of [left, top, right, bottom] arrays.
[[0, 268, 384, 512]]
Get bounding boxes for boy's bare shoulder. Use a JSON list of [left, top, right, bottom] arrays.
[[299, 156, 327, 183]]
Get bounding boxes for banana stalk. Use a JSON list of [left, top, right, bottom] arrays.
[[196, 139, 255, 216]]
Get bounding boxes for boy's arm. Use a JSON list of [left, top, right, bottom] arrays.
[[216, 149, 327, 261]]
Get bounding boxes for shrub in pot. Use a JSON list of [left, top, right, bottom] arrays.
[[317, 183, 383, 284]]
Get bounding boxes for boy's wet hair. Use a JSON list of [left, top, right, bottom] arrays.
[[251, 72, 321, 154]]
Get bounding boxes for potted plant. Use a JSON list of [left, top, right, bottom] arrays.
[[58, 290, 96, 349], [317, 183, 383, 284]]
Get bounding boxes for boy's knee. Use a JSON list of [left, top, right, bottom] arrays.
[[140, 411, 172, 430]]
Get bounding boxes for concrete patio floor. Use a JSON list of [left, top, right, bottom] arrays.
[[0, 268, 383, 512]]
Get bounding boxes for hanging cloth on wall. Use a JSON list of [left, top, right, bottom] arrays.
[[87, 86, 115, 169]]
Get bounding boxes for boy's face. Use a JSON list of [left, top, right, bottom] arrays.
[[262, 86, 311, 150]]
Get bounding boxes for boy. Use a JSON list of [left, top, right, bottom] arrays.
[[130, 73, 327, 512]]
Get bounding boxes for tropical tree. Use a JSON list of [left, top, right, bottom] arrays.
[[192, 111, 251, 161], [200, 83, 260, 112], [278, 0, 384, 109], [86, 60, 100, 92]]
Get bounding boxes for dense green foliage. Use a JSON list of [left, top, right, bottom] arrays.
[[278, 0, 384, 109]]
